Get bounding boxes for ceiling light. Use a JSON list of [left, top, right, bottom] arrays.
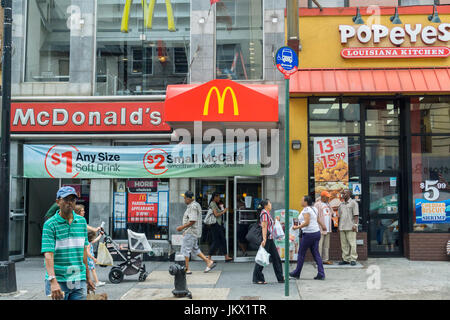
[[312, 109, 330, 115], [318, 98, 336, 102], [198, 17, 206, 24]]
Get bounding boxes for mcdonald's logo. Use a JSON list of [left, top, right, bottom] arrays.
[[121, 0, 175, 33], [138, 194, 147, 201], [203, 87, 239, 116]]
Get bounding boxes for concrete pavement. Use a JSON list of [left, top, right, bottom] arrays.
[[0, 257, 448, 300]]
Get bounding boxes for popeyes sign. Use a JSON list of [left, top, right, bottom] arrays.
[[165, 79, 278, 122], [339, 23, 450, 58]]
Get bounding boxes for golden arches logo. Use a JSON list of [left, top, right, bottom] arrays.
[[203, 87, 239, 116], [138, 194, 147, 201]]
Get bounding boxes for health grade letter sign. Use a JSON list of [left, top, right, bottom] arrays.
[[23, 143, 260, 179]]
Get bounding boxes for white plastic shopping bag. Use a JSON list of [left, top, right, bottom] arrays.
[[255, 246, 271, 267], [96, 242, 114, 266], [273, 220, 285, 240]]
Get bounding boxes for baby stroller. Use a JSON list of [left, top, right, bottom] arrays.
[[100, 226, 154, 284]]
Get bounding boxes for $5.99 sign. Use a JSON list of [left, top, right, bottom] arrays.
[[314, 137, 349, 182]]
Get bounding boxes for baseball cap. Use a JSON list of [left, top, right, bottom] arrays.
[[320, 190, 331, 198], [56, 186, 78, 200], [181, 191, 194, 199]]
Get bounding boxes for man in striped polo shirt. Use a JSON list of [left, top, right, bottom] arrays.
[[42, 186, 95, 300]]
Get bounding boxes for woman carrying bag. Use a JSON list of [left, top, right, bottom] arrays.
[[207, 192, 233, 262], [252, 199, 284, 285], [289, 195, 326, 280]]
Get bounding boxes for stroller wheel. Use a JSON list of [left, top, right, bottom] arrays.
[[139, 272, 149, 282], [109, 268, 124, 284]]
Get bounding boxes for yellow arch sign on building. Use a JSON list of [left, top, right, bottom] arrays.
[[121, 0, 175, 33], [203, 87, 239, 116]]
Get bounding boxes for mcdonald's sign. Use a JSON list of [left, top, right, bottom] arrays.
[[165, 80, 278, 123]]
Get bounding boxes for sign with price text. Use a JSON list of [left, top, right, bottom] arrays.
[[23, 143, 260, 179], [313, 137, 349, 182]]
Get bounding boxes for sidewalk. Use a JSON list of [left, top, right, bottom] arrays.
[[0, 257, 448, 300]]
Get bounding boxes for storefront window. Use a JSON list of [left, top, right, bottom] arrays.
[[25, 0, 71, 82], [366, 139, 399, 171], [95, 0, 190, 95], [399, 0, 438, 6], [410, 97, 450, 134], [364, 100, 400, 136], [309, 97, 360, 134], [216, 0, 263, 80], [309, 0, 347, 8], [112, 179, 170, 240]]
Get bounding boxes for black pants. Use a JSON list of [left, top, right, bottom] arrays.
[[253, 239, 284, 283], [208, 223, 227, 256]]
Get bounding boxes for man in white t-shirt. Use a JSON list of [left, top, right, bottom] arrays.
[[314, 191, 333, 265]]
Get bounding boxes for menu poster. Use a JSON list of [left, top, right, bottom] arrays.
[[314, 137, 349, 182], [127, 193, 158, 224], [113, 192, 127, 229]]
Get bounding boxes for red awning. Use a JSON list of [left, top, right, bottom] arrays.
[[289, 67, 450, 94]]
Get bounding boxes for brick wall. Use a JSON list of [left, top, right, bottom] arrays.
[[304, 232, 368, 261], [404, 233, 450, 261]]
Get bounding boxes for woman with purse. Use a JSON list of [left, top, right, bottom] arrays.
[[252, 199, 284, 285], [207, 192, 233, 262], [289, 195, 326, 280]]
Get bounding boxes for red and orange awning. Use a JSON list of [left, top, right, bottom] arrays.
[[289, 67, 450, 94]]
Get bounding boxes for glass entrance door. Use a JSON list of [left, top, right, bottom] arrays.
[[367, 175, 401, 255], [9, 177, 27, 261], [233, 176, 263, 262], [194, 178, 229, 260]]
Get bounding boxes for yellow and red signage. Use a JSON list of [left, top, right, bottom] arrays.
[[165, 79, 278, 122]]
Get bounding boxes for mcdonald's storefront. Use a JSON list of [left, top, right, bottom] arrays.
[[9, 79, 281, 262], [289, 6, 450, 261]]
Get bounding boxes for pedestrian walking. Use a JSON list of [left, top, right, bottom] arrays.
[[290, 195, 326, 280], [207, 192, 233, 262], [42, 186, 95, 300], [74, 204, 101, 233], [177, 191, 217, 274], [315, 191, 334, 264], [252, 199, 284, 285], [87, 230, 106, 288], [338, 190, 359, 266]]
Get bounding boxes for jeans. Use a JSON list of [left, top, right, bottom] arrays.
[[253, 239, 284, 283], [45, 279, 87, 300], [291, 231, 325, 278], [208, 223, 227, 256]]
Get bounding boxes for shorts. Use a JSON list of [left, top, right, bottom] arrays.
[[181, 233, 202, 258], [45, 279, 87, 300], [87, 257, 95, 270]]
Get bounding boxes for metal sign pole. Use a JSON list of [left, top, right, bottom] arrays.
[[284, 77, 290, 297]]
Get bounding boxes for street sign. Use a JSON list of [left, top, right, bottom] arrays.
[[275, 46, 299, 79]]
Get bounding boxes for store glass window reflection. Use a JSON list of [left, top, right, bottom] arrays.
[[95, 0, 190, 95], [216, 0, 263, 80], [25, 0, 71, 82]]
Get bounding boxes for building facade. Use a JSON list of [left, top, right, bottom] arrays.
[[290, 1, 450, 261], [8, 0, 287, 262]]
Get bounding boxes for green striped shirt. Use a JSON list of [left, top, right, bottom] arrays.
[[41, 210, 89, 282]]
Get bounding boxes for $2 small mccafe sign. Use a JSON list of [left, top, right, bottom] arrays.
[[339, 23, 450, 59]]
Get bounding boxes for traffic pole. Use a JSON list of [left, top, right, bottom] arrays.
[[0, 0, 17, 294], [284, 77, 290, 297]]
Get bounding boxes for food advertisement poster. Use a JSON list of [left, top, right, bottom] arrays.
[[273, 209, 300, 261]]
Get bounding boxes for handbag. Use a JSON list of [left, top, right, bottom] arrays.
[[203, 208, 217, 225], [246, 222, 262, 246], [273, 220, 284, 240], [255, 246, 271, 267], [96, 242, 113, 266]]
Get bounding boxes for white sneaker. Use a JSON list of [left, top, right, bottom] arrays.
[[96, 281, 106, 287]]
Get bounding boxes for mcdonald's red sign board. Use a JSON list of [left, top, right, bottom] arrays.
[[128, 193, 158, 224], [165, 80, 278, 122]]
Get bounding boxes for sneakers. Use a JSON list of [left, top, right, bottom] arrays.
[[204, 261, 217, 273], [289, 272, 300, 280], [96, 281, 106, 287], [323, 260, 333, 265], [314, 275, 325, 280]]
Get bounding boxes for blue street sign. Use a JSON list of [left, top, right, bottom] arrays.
[[275, 46, 299, 79]]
